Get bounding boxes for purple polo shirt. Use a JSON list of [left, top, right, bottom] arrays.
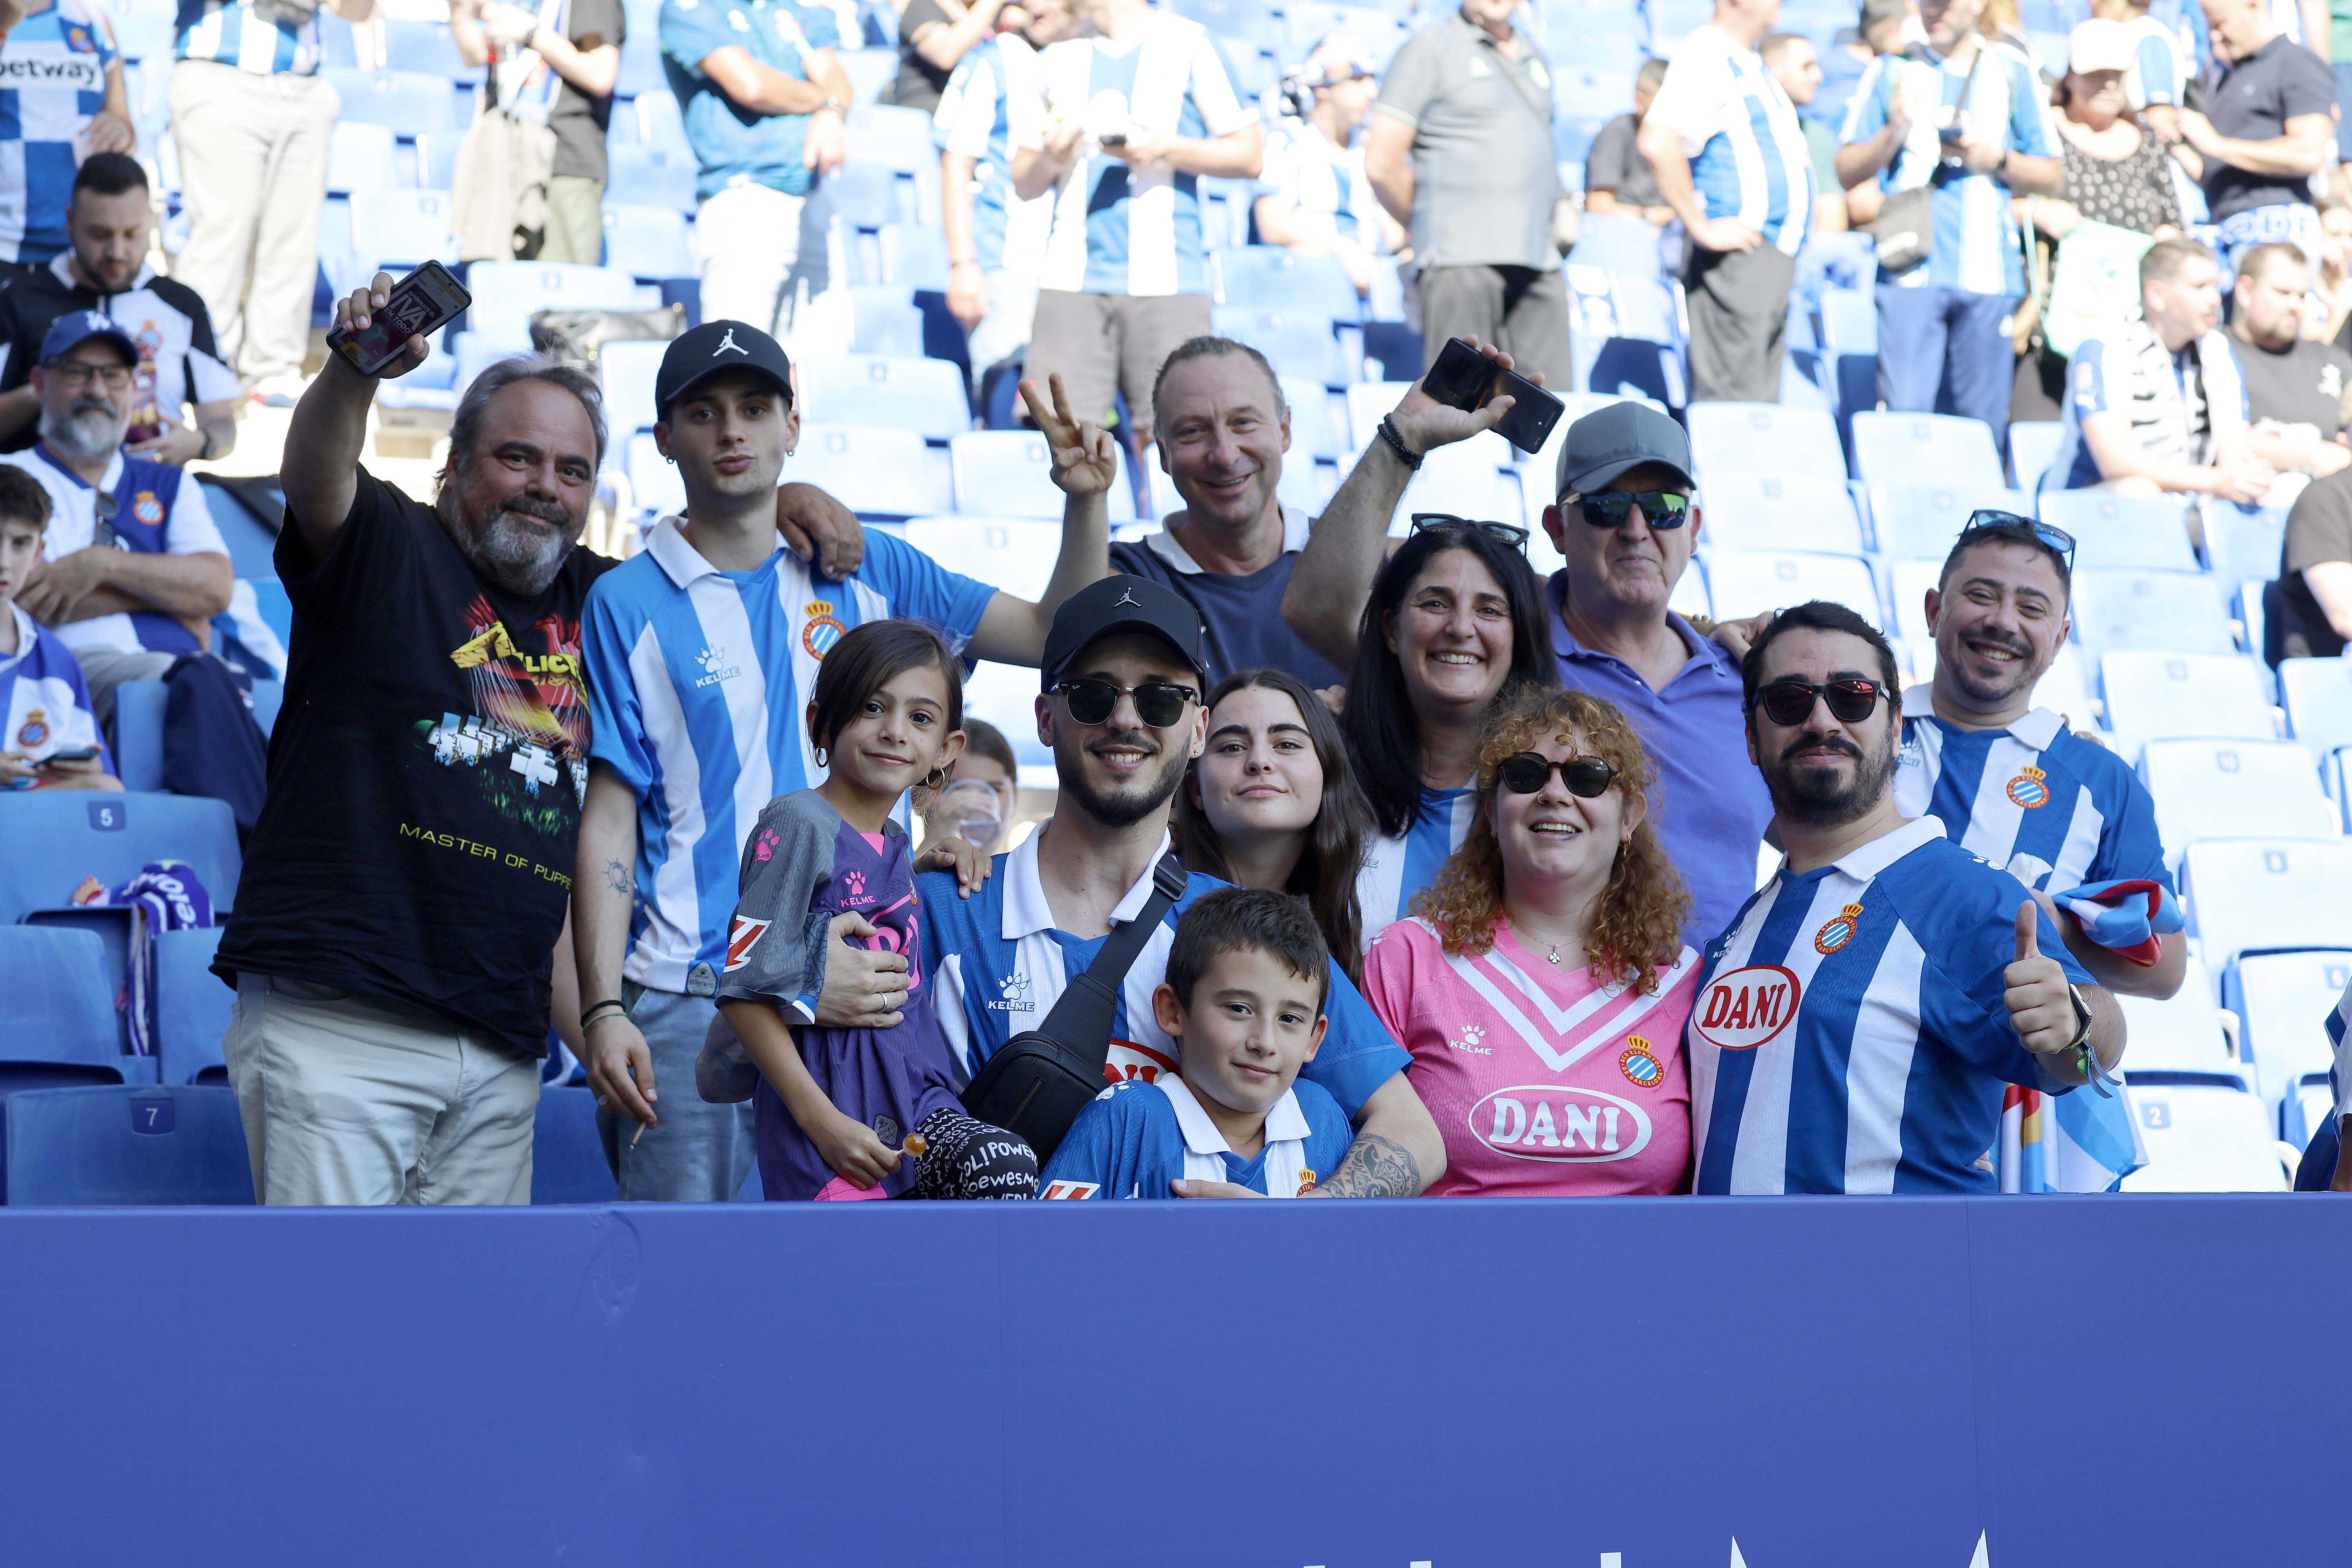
[[1546, 572, 1771, 947]]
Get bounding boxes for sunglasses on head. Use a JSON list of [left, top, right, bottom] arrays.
[[1496, 751, 1619, 797], [1053, 677, 1198, 729], [1569, 488, 1691, 529], [1409, 513, 1529, 548], [1751, 678, 1890, 728], [1956, 509, 2075, 571]]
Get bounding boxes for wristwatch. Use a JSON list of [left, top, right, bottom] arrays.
[[817, 95, 846, 114], [2063, 982, 2093, 1051]]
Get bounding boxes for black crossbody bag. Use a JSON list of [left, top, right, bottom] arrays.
[[958, 854, 1188, 1161]]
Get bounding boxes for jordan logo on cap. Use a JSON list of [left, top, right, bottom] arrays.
[[1114, 589, 1139, 607], [714, 328, 748, 357]]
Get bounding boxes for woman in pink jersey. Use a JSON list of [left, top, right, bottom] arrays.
[[1362, 687, 1702, 1196]]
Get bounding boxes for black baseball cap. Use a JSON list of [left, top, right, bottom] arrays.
[[655, 319, 793, 418], [1039, 575, 1208, 690], [1555, 401, 1695, 499]]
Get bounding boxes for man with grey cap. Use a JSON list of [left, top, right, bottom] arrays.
[[918, 572, 1446, 1198], [1284, 350, 1770, 944]]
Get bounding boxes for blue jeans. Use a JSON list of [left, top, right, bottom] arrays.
[[597, 983, 756, 1202], [1873, 283, 2018, 444]]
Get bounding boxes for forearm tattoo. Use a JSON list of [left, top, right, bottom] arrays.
[[1314, 1133, 1421, 1198], [603, 858, 635, 897]]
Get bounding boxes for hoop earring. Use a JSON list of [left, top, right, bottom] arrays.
[[813, 746, 828, 769], [922, 767, 947, 791]]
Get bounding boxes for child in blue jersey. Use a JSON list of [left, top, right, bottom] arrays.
[[697, 620, 1039, 1201], [1040, 887, 1354, 1199], [0, 466, 117, 791]]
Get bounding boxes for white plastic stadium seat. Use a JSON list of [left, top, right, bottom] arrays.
[[1866, 483, 2030, 560], [598, 339, 667, 442], [1697, 473, 1864, 555], [2031, 642, 2102, 729], [1380, 430, 1523, 533], [791, 426, 951, 519], [1344, 381, 1414, 451], [2181, 838, 2352, 967], [2009, 419, 2063, 490], [2119, 1074, 2292, 1191], [624, 432, 683, 519], [465, 262, 649, 346], [2280, 657, 2352, 762], [949, 432, 1137, 523], [1684, 401, 1846, 481], [2069, 568, 2238, 657], [2137, 739, 2337, 870], [2097, 652, 2274, 760], [1704, 549, 1883, 628], [2114, 950, 2245, 1084], [796, 355, 972, 441], [2287, 1072, 2336, 1147], [1883, 558, 1940, 641], [2035, 491, 2201, 573], [1850, 411, 2005, 494], [2223, 949, 2352, 1103]]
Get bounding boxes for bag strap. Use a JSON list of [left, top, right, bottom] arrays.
[[1029, 853, 1189, 1071]]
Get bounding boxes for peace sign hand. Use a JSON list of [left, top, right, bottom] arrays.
[[1018, 372, 1120, 498]]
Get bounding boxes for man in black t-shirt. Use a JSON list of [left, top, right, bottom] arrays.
[[452, 0, 626, 266], [2273, 466, 2352, 659], [1583, 58, 1670, 227], [2230, 241, 2352, 486], [2180, 0, 2335, 278], [891, 0, 1002, 114]]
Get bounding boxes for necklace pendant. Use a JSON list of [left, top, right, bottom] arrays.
[[1545, 944, 1561, 966]]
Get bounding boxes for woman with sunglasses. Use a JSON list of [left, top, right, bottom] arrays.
[[1172, 668, 1378, 986], [1360, 686, 1701, 1197]]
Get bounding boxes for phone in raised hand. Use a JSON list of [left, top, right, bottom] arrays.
[[325, 261, 472, 378], [1421, 336, 1566, 455]]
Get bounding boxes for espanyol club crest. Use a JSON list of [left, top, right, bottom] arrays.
[[1619, 1036, 1665, 1089], [17, 709, 49, 748], [2005, 764, 2050, 808], [1692, 964, 1801, 1051], [132, 492, 163, 527], [1813, 902, 1864, 955], [801, 601, 845, 658], [64, 23, 93, 50]]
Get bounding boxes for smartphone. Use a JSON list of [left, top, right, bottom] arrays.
[[38, 745, 100, 766], [325, 260, 471, 378], [1421, 336, 1566, 455], [1099, 131, 1127, 147]]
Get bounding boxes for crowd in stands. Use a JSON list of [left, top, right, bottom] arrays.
[[5, 0, 2352, 1206]]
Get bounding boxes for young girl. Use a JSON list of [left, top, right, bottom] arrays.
[[698, 619, 1039, 1201]]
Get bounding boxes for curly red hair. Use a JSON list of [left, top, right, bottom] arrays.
[[1410, 686, 1691, 994]]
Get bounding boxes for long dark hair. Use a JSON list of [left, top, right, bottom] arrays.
[[1172, 668, 1375, 988], [1341, 526, 1552, 837]]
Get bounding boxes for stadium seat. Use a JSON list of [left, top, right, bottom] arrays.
[[1282, 379, 1348, 463], [2223, 949, 2352, 1104], [1704, 549, 1884, 627], [1698, 473, 1864, 555], [838, 46, 897, 106], [2069, 569, 2237, 658], [2181, 838, 2352, 967], [2118, 1072, 2292, 1191], [1170, 0, 1283, 50], [2031, 641, 2102, 727], [321, 68, 466, 136], [2113, 950, 2243, 1083], [1384, 430, 1523, 533], [605, 143, 699, 213], [1343, 380, 1414, 451], [2138, 739, 2338, 870], [153, 928, 230, 1085], [2035, 491, 2201, 573], [598, 339, 666, 443], [602, 203, 697, 279], [2098, 652, 2274, 758], [2283, 1071, 2335, 1148], [465, 262, 648, 344], [1523, 391, 1670, 486], [1155, 448, 1324, 519], [797, 355, 971, 439], [414, 129, 464, 193], [1199, 176, 1256, 250], [793, 425, 953, 518], [0, 927, 123, 1087], [830, 163, 928, 231], [532, 1086, 617, 1204], [2279, 657, 2352, 763], [350, 188, 456, 270], [1866, 483, 2031, 559], [325, 121, 398, 198], [633, 89, 691, 156], [1882, 558, 1942, 641], [615, 34, 669, 98], [1850, 412, 2005, 494], [846, 105, 939, 176], [4, 1086, 253, 1205], [2201, 504, 2287, 588], [0, 793, 240, 926], [382, 18, 481, 80], [1684, 402, 1846, 482], [851, 222, 951, 290], [2009, 419, 2063, 491], [844, 286, 925, 357], [1212, 248, 1361, 323], [1566, 213, 1671, 280], [1212, 307, 1356, 387], [951, 431, 1137, 522], [624, 432, 684, 518]]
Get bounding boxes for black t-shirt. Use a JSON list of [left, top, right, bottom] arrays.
[[0, 260, 225, 454], [2276, 467, 2352, 659], [889, 0, 952, 115], [1584, 112, 1662, 211], [2202, 34, 2335, 223], [550, 0, 626, 183], [1108, 531, 1348, 691], [214, 470, 615, 1054], [2234, 332, 2352, 436]]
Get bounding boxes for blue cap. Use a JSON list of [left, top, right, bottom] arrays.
[[39, 310, 136, 366]]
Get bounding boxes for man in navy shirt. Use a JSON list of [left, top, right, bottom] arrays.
[[918, 573, 1443, 1197]]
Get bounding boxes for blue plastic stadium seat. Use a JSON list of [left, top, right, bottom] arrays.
[[1282, 378, 1347, 462], [1211, 306, 1355, 388], [0, 927, 122, 1080], [414, 129, 464, 192], [2009, 419, 2063, 490], [153, 927, 231, 1085], [605, 143, 699, 213], [2071, 568, 2237, 657], [1700, 473, 1865, 555], [2036, 490, 2200, 573], [633, 89, 690, 156], [532, 1086, 617, 1203], [1523, 390, 1670, 483], [792, 425, 953, 518], [857, 222, 951, 290], [1704, 549, 1885, 627], [2203, 503, 2288, 588], [1199, 176, 1255, 250], [1567, 214, 1671, 280], [838, 46, 896, 106], [1867, 482, 2030, 559], [615, 36, 669, 98], [951, 431, 1137, 522], [625, 432, 685, 517], [830, 162, 925, 230], [1168, 0, 1283, 49], [465, 262, 649, 344], [1817, 287, 1877, 355], [326, 121, 398, 198], [4, 1086, 253, 1205], [599, 339, 667, 442], [381, 18, 482, 81], [847, 286, 927, 358], [1851, 411, 2005, 493], [351, 188, 456, 270], [2138, 739, 2338, 871], [0, 792, 240, 926], [1212, 247, 1361, 324], [797, 354, 971, 439], [1343, 380, 1414, 450], [2182, 838, 2352, 970], [602, 203, 696, 279], [1685, 401, 1846, 482], [2281, 657, 2352, 760], [2098, 651, 2276, 760], [321, 68, 466, 136], [1209, 35, 1279, 101], [844, 103, 937, 175]]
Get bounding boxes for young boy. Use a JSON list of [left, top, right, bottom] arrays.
[[0, 464, 118, 792], [1037, 887, 1354, 1200]]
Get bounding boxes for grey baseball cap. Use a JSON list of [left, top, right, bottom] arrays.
[[1555, 401, 1696, 499]]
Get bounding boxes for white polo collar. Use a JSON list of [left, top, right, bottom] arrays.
[[1155, 1071, 1311, 1156], [644, 514, 786, 589], [1138, 507, 1310, 576], [0, 602, 36, 671], [1918, 699, 2064, 752], [1000, 826, 1177, 942], [1825, 815, 1946, 883]]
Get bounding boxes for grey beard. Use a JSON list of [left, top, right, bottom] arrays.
[[440, 487, 576, 597], [42, 403, 124, 464]]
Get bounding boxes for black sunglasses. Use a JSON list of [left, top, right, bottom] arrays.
[[1956, 508, 2075, 570], [1054, 678, 1198, 729], [1496, 752, 1619, 797], [1409, 513, 1529, 548], [1571, 489, 1691, 529], [1752, 678, 1890, 728]]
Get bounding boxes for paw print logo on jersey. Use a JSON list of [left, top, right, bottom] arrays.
[[753, 828, 780, 863], [1447, 1024, 1490, 1055], [842, 869, 868, 903], [2006, 764, 2050, 809]]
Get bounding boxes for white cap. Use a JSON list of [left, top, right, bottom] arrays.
[[2068, 18, 2134, 76]]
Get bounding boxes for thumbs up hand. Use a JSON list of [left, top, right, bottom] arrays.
[[2004, 900, 2078, 1056]]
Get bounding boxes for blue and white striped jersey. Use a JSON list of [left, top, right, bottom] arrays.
[[174, 0, 315, 75], [1017, 9, 1252, 296], [581, 518, 996, 995], [933, 31, 1051, 274], [1644, 22, 1813, 256], [1038, 1074, 1353, 1199], [1895, 707, 2172, 896], [918, 828, 1412, 1121], [1256, 114, 1386, 250], [1840, 44, 2053, 297], [1353, 784, 1474, 950], [0, 0, 116, 265], [0, 601, 107, 771], [1688, 817, 2091, 1194], [2120, 15, 2188, 109]]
